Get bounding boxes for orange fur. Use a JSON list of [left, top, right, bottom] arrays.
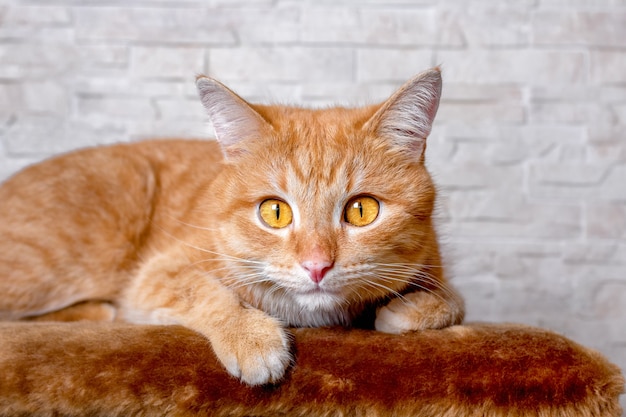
[[0, 68, 464, 385]]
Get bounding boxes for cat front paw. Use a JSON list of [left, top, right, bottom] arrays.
[[210, 307, 292, 386], [375, 291, 463, 334]]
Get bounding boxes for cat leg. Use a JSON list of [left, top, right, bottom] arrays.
[[204, 303, 292, 385], [21, 301, 117, 322], [374, 286, 465, 334], [120, 251, 292, 386]]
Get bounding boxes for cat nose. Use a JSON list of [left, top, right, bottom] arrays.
[[301, 259, 334, 284]]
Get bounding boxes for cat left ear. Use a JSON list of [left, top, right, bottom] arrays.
[[364, 68, 442, 160], [196, 76, 271, 160]]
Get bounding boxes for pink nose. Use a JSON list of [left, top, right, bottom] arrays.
[[301, 259, 334, 284]]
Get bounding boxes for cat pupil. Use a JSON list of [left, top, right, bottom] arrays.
[[354, 201, 363, 218], [272, 203, 280, 220]]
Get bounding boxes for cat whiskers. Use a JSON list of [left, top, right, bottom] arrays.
[[152, 222, 266, 267], [367, 263, 463, 311], [373, 263, 458, 297], [165, 213, 220, 233], [187, 258, 263, 274], [374, 272, 449, 307], [344, 285, 366, 304], [354, 273, 408, 303], [152, 223, 274, 294]]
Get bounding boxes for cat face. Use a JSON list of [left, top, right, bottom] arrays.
[[196, 69, 443, 326]]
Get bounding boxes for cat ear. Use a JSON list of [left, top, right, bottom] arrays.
[[364, 68, 442, 160], [196, 76, 271, 160]]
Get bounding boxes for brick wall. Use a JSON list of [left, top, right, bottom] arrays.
[[1, 0, 625, 407]]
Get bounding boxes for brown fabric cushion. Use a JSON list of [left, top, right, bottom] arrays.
[[0, 322, 623, 416]]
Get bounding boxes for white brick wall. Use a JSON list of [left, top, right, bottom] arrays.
[[1, 0, 625, 408]]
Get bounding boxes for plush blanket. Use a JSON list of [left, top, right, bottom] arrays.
[[0, 322, 623, 417]]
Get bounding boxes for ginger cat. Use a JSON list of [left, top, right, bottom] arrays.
[[0, 68, 464, 385]]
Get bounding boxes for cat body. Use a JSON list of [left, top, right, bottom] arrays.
[[0, 68, 464, 385]]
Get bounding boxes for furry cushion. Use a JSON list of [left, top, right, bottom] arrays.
[[0, 322, 623, 417]]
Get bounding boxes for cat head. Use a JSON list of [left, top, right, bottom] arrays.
[[195, 69, 443, 326]]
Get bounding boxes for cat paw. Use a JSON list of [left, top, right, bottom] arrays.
[[210, 307, 292, 386], [374, 291, 462, 334]]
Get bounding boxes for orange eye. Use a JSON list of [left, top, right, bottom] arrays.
[[259, 199, 293, 229], [344, 196, 379, 227]]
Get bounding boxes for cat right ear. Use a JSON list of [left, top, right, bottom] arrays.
[[196, 76, 272, 160], [364, 68, 442, 161]]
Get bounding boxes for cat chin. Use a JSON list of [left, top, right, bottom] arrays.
[[292, 290, 343, 312], [255, 289, 351, 327], [283, 291, 351, 327]]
